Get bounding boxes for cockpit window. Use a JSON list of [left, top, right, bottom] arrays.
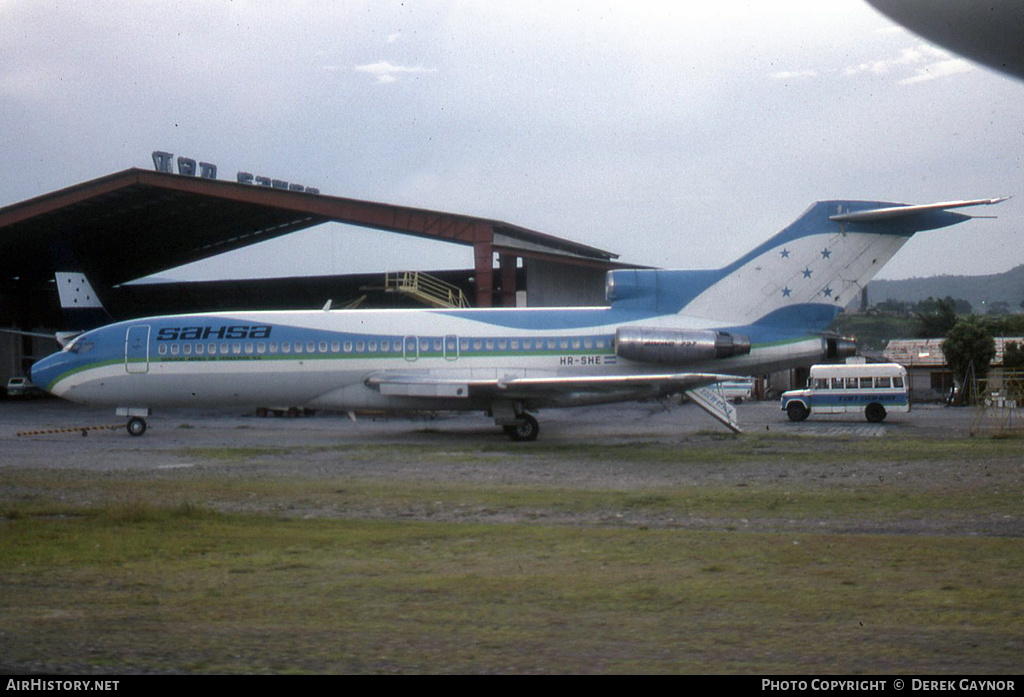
[[66, 339, 94, 354]]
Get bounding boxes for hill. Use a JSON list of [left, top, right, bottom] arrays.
[[867, 264, 1024, 313]]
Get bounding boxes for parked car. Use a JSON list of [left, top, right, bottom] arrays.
[[6, 377, 46, 398]]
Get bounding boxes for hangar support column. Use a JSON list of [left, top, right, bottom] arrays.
[[498, 253, 518, 307], [473, 239, 494, 308]]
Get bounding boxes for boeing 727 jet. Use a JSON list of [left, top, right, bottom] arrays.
[[29, 197, 1006, 439]]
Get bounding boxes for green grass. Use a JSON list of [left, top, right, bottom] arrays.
[[1, 510, 1021, 673], [1, 432, 1022, 673]]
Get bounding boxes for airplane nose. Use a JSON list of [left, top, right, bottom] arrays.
[[29, 352, 64, 394]]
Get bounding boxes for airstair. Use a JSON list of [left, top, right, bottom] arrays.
[[384, 272, 471, 309]]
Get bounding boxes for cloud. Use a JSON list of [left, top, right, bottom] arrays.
[[844, 44, 973, 84], [899, 57, 973, 85], [354, 60, 438, 84]]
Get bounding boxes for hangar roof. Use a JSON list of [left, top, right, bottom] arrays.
[[0, 168, 618, 296]]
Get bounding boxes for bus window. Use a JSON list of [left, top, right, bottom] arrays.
[[874, 376, 891, 388], [814, 378, 829, 389], [845, 377, 858, 389], [860, 377, 873, 389], [893, 376, 905, 388], [831, 377, 845, 389]]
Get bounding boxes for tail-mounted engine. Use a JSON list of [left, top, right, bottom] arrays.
[[615, 327, 751, 365], [822, 334, 857, 361]]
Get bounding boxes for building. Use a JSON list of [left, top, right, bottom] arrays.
[[1, 160, 635, 387], [883, 337, 1024, 401]]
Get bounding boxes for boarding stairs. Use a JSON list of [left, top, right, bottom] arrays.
[[384, 271, 471, 309]]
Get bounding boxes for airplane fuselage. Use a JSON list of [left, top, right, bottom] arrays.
[[32, 305, 823, 414]]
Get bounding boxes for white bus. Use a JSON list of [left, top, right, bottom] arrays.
[[781, 363, 909, 423]]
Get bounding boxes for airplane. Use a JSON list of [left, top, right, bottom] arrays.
[[28, 197, 1006, 440]]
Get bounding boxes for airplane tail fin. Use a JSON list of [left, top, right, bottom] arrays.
[[607, 198, 1007, 332], [54, 271, 111, 337]]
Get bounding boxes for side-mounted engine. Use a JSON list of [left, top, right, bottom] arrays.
[[615, 327, 751, 365]]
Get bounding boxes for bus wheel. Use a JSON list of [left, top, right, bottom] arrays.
[[786, 402, 809, 422], [865, 403, 887, 423]]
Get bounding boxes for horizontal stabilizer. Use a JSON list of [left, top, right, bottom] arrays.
[[829, 198, 1008, 223]]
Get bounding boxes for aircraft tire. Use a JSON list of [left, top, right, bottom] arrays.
[[865, 403, 887, 423], [126, 417, 147, 437], [786, 402, 809, 422], [505, 413, 540, 442]]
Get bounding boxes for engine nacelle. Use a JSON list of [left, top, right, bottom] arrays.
[[822, 334, 857, 361], [615, 327, 751, 365]]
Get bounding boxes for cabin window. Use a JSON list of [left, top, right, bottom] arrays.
[[183, 343, 193, 356], [268, 342, 278, 354], [572, 339, 581, 349], [282, 342, 291, 354], [319, 341, 328, 353], [368, 341, 376, 353], [170, 344, 180, 356], [306, 342, 316, 353], [232, 343, 241, 354], [510, 340, 519, 350], [473, 340, 482, 351], [245, 342, 254, 354], [547, 339, 557, 350], [460, 339, 469, 351], [382, 340, 391, 352], [356, 341, 365, 353], [433, 339, 443, 352], [584, 338, 593, 349], [158, 344, 168, 356], [498, 339, 507, 350], [257, 343, 266, 354], [196, 343, 205, 355], [209, 343, 218, 355]]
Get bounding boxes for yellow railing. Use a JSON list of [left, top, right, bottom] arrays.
[[384, 272, 471, 309]]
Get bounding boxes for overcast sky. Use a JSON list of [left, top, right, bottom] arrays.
[[1, 0, 1021, 282]]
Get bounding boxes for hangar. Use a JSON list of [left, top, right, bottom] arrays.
[[0, 161, 628, 385]]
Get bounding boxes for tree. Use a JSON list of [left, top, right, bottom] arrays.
[[916, 297, 957, 337], [1004, 341, 1024, 370], [942, 318, 996, 405]]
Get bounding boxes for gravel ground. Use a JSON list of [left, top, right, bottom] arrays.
[[3, 397, 1021, 539]]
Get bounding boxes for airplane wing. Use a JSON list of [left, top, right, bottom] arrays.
[[365, 370, 734, 397], [364, 371, 743, 430]]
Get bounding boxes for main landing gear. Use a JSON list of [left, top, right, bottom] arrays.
[[126, 416, 147, 436], [503, 413, 540, 442], [492, 401, 540, 441]]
